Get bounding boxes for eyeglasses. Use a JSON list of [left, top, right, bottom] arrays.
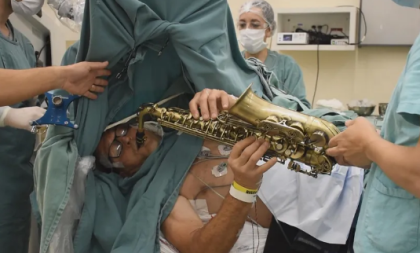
[[108, 122, 145, 159], [237, 21, 268, 30], [108, 124, 130, 159]]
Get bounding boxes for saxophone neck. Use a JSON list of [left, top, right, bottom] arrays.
[[136, 103, 160, 146], [137, 103, 153, 132]]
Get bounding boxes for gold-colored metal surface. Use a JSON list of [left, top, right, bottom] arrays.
[[32, 125, 48, 152], [137, 85, 340, 178]]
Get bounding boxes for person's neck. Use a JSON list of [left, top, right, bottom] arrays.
[[245, 48, 269, 63], [0, 3, 12, 33]]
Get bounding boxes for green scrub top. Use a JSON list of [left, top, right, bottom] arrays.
[[243, 49, 311, 108], [354, 33, 420, 253], [0, 20, 36, 253]]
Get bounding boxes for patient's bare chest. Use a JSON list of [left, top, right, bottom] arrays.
[[180, 140, 233, 203]]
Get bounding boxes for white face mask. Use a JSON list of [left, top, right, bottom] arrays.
[[239, 29, 267, 54], [11, 0, 45, 16]]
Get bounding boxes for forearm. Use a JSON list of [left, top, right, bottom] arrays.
[[366, 137, 420, 198], [189, 195, 252, 253], [0, 67, 66, 106]]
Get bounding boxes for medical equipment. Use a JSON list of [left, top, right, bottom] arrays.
[[347, 105, 375, 116], [331, 38, 349, 45], [136, 84, 340, 178], [30, 92, 80, 133], [347, 99, 376, 116], [276, 33, 309, 45]]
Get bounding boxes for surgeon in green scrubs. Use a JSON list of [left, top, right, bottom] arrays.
[[238, 0, 311, 108], [0, 0, 44, 252], [327, 1, 420, 252]]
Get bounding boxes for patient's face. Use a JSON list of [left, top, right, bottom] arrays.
[[95, 125, 161, 176]]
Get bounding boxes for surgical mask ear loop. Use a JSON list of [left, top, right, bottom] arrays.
[[267, 32, 273, 51], [257, 25, 272, 51], [263, 22, 273, 51]]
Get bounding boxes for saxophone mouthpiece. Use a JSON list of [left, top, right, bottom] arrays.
[[136, 131, 146, 146]]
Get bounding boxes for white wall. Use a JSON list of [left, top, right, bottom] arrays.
[[9, 3, 80, 66]]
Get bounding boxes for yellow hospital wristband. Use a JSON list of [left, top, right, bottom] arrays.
[[229, 185, 256, 203], [232, 181, 258, 195]]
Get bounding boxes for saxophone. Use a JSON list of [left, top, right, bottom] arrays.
[[137, 86, 340, 178]]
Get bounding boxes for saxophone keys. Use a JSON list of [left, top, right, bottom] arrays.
[[265, 115, 279, 123], [289, 121, 304, 133], [308, 155, 334, 175], [287, 122, 305, 142], [287, 161, 301, 172], [309, 131, 329, 147], [319, 156, 334, 174], [289, 145, 305, 159], [308, 169, 318, 178], [271, 136, 288, 153]]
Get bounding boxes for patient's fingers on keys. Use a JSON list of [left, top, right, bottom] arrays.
[[198, 89, 210, 120], [189, 95, 200, 119], [221, 93, 229, 110], [189, 91, 205, 119], [229, 136, 256, 161], [246, 139, 269, 167], [258, 157, 277, 174], [208, 90, 220, 119], [237, 138, 262, 166]]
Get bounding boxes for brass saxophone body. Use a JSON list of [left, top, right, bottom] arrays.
[[137, 86, 340, 178]]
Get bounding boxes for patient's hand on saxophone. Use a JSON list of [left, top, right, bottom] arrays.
[[189, 89, 238, 121]]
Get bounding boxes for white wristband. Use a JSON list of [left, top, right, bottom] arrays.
[[229, 185, 257, 203], [0, 106, 11, 127]]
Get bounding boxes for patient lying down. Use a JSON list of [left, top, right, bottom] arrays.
[[95, 122, 277, 253]]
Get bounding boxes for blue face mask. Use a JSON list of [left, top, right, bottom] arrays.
[[392, 0, 420, 8]]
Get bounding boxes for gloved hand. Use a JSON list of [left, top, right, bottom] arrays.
[[0, 106, 46, 131]]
